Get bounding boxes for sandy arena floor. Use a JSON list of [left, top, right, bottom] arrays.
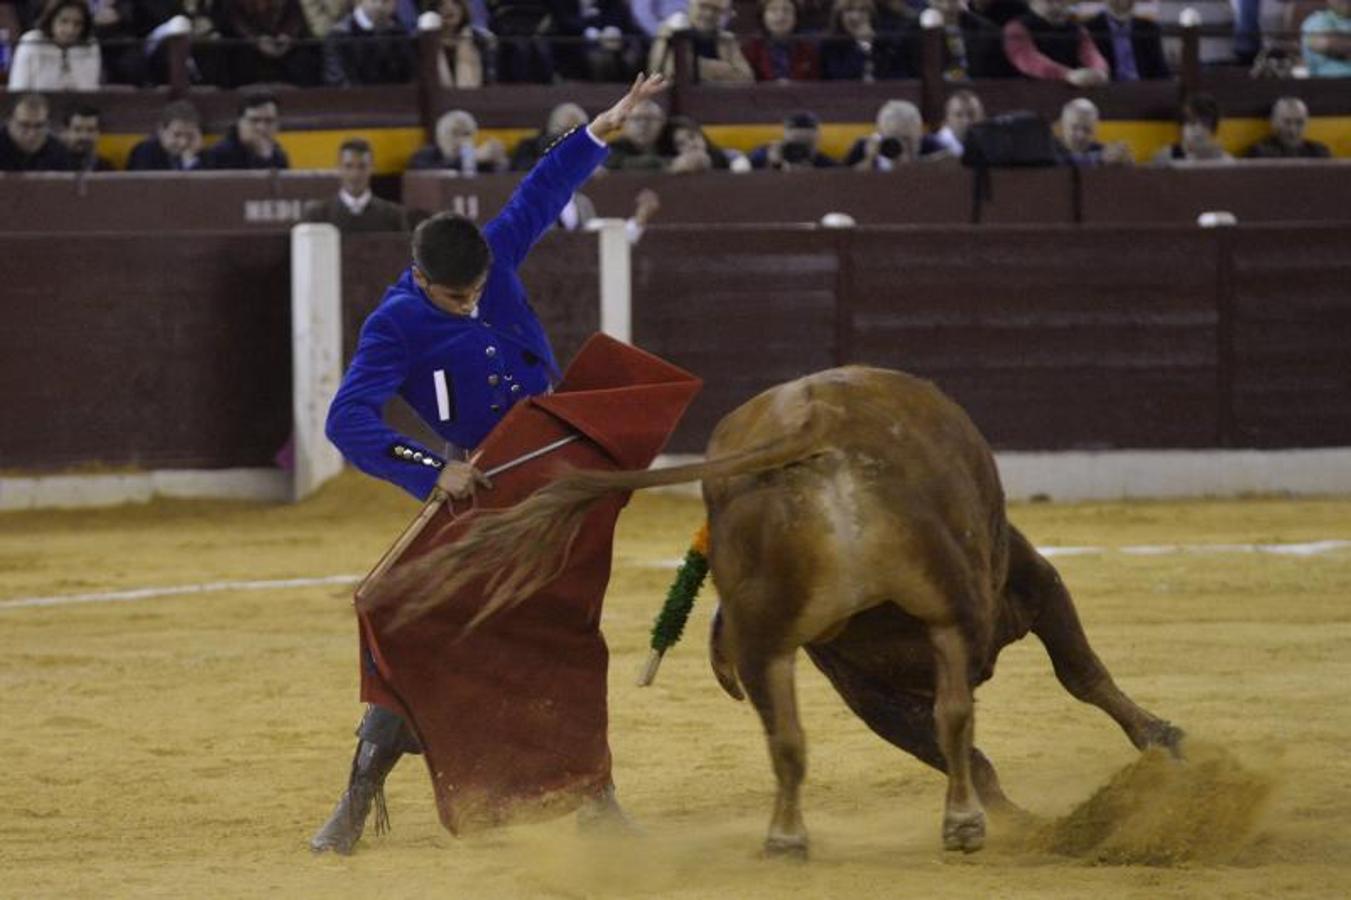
[[2, 472, 1349, 899]]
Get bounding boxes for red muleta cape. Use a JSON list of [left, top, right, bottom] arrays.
[[354, 334, 700, 833]]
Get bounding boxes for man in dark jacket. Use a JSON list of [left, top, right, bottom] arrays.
[[0, 93, 73, 171], [60, 105, 115, 172], [323, 0, 417, 86], [128, 101, 204, 171], [303, 138, 416, 233], [1243, 97, 1333, 159], [201, 92, 290, 170], [1083, 0, 1169, 81]]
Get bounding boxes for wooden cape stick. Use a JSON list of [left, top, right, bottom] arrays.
[[354, 434, 581, 603]]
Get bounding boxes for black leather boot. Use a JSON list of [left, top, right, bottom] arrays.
[[310, 736, 403, 855], [311, 706, 420, 855]]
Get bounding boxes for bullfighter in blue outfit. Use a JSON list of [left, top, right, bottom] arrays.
[[312, 74, 669, 856]]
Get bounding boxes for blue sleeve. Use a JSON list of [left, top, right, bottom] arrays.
[[325, 311, 444, 501], [483, 127, 609, 271]]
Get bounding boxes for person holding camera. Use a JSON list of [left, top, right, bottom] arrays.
[[843, 99, 942, 170], [749, 111, 839, 170]]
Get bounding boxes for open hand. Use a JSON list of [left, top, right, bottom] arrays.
[[588, 73, 670, 138]]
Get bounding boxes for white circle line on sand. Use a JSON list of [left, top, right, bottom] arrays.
[[4, 539, 1349, 612], [0, 575, 361, 611]]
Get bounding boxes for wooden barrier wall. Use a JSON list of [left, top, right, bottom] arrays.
[[4, 163, 1345, 234], [0, 224, 1346, 471]]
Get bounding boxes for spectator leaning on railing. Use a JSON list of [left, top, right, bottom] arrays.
[[1054, 97, 1131, 166], [219, 0, 320, 87], [59, 103, 113, 171], [1302, 0, 1351, 77], [742, 0, 821, 81], [0, 93, 73, 171], [128, 100, 205, 171], [749, 110, 839, 170], [410, 109, 510, 172], [324, 0, 417, 85], [1003, 0, 1107, 85], [658, 114, 748, 171], [428, 0, 495, 87], [1243, 97, 1332, 159], [8, 0, 101, 91], [648, 0, 754, 82], [605, 98, 667, 169], [201, 92, 291, 170], [1153, 93, 1232, 164], [511, 102, 589, 170], [1083, 0, 1168, 80], [935, 89, 985, 157], [820, 0, 912, 80]]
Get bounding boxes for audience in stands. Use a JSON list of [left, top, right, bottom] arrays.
[[820, 0, 911, 80], [510, 102, 589, 170], [631, 0, 687, 35], [928, 88, 985, 157], [1302, 0, 1351, 77], [324, 0, 417, 85], [304, 137, 417, 231], [844, 99, 934, 169], [1054, 96, 1130, 165], [301, 0, 355, 38], [128, 100, 205, 170], [605, 98, 668, 169], [649, 0, 754, 82], [202, 92, 291, 169], [484, 0, 556, 82], [1153, 93, 1232, 163], [915, 0, 1014, 79], [658, 114, 748, 171], [1243, 97, 1331, 158], [60, 103, 113, 171], [0, 93, 73, 171], [749, 110, 838, 169], [1003, 0, 1108, 85], [219, 0, 320, 87], [551, 0, 646, 81], [175, 0, 229, 87], [431, 0, 494, 86], [742, 0, 821, 81], [9, 0, 101, 91], [409, 109, 509, 172], [970, 0, 1027, 26], [1083, 0, 1168, 80]]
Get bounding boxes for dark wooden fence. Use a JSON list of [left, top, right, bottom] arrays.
[[0, 224, 1346, 471]]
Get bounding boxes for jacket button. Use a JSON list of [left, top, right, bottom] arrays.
[[488, 374, 500, 386], [485, 346, 497, 358], [504, 373, 513, 382], [510, 384, 522, 394], [490, 404, 501, 412]]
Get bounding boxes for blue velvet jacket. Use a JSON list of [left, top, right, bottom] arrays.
[[326, 127, 609, 499]]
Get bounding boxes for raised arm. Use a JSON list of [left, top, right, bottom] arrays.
[[484, 74, 669, 270]]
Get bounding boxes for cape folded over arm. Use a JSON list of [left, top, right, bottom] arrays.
[[354, 333, 701, 833]]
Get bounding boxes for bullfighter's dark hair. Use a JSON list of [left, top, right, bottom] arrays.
[[412, 212, 492, 289]]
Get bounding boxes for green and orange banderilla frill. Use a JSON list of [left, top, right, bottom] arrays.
[[638, 522, 710, 686]]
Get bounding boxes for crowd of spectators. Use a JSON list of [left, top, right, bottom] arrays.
[[0, 0, 1346, 89]]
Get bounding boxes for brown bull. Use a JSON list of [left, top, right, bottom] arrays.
[[379, 366, 1183, 856]]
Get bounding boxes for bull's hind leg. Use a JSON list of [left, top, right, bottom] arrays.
[[929, 623, 985, 853], [1010, 528, 1183, 753], [739, 647, 810, 858], [805, 642, 1018, 815]]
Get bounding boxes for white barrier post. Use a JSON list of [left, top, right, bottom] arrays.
[[595, 218, 632, 343], [290, 223, 344, 501]]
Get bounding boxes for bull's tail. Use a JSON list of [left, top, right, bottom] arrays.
[[366, 414, 827, 632]]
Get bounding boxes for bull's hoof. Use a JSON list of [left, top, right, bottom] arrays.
[[1143, 721, 1187, 759], [762, 833, 809, 860], [942, 810, 986, 854]]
